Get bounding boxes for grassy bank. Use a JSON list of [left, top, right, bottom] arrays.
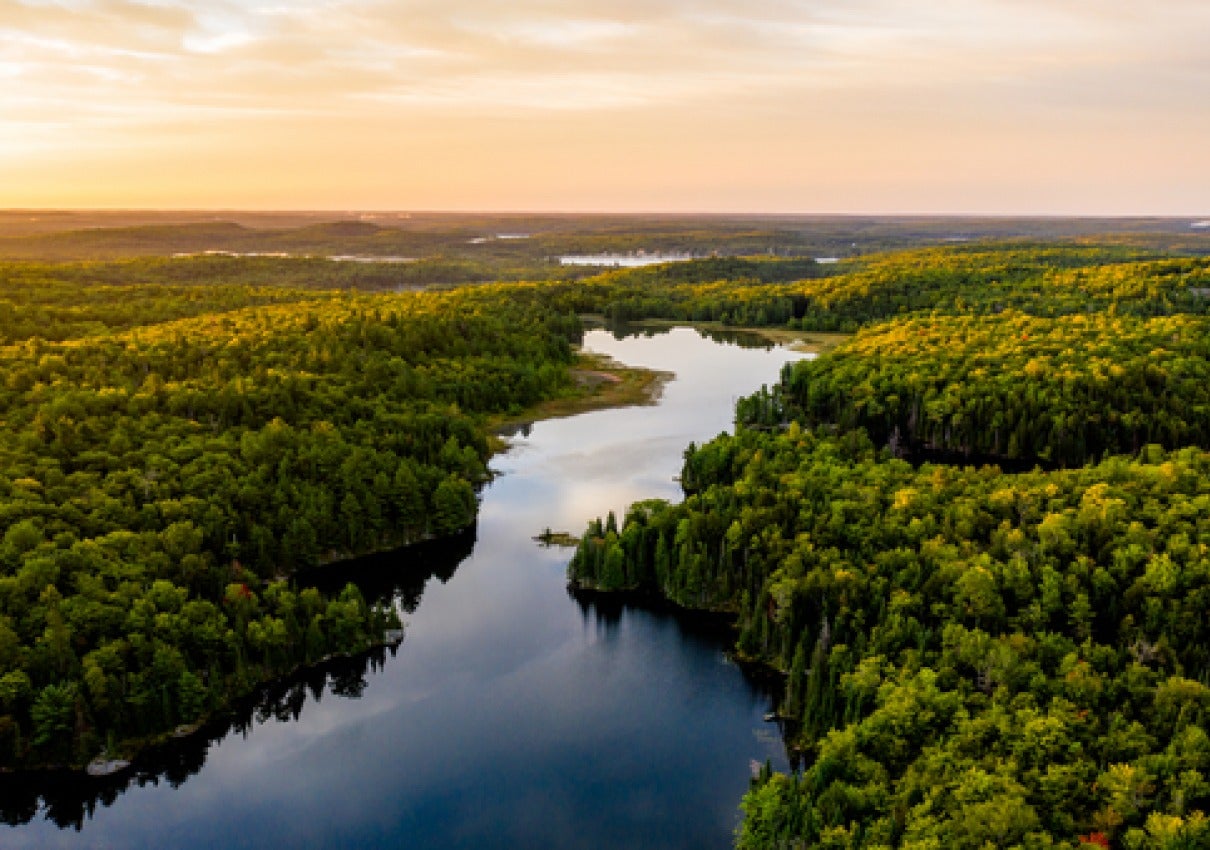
[[488, 350, 670, 439]]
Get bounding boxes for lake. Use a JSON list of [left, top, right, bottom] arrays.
[[559, 254, 697, 267], [3, 327, 808, 850]]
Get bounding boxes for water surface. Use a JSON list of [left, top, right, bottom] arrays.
[[5, 327, 806, 850], [559, 254, 697, 267]]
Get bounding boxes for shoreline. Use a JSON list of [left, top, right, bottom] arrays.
[[12, 337, 668, 779], [487, 348, 671, 440], [0, 632, 407, 781], [566, 582, 789, 695], [614, 319, 850, 354], [16, 320, 790, 779]]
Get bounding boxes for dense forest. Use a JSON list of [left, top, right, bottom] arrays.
[[0, 276, 581, 769], [570, 244, 1210, 848], [0, 531, 475, 829], [533, 247, 1210, 331], [5, 227, 1210, 849], [777, 312, 1210, 466]]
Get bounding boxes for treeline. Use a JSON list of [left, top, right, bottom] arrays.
[[570, 243, 1210, 849], [774, 312, 1210, 467], [0, 255, 581, 303], [11, 244, 1205, 343], [781, 249, 1210, 332], [0, 264, 303, 344], [488, 256, 836, 327], [0, 281, 580, 769], [532, 246, 1210, 332], [572, 432, 1210, 848], [0, 532, 474, 829]]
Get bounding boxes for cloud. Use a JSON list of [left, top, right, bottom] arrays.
[[5, 0, 1207, 116], [1, 0, 1207, 210]]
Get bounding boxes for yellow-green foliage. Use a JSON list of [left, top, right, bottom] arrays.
[[580, 428, 1210, 849], [783, 312, 1210, 464], [522, 245, 1210, 332], [570, 242, 1210, 850]]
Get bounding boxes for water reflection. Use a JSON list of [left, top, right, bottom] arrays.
[[603, 320, 777, 350], [570, 589, 785, 712], [301, 528, 477, 610], [0, 532, 476, 831], [5, 326, 803, 850], [0, 654, 385, 831]]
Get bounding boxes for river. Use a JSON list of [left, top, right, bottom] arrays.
[[3, 326, 808, 850]]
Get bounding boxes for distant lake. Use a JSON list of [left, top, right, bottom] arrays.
[[4, 327, 807, 850], [563, 254, 842, 268], [560, 254, 697, 267], [469, 234, 532, 244], [328, 254, 417, 263], [171, 251, 417, 263]]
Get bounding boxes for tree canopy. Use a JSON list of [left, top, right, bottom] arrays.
[[570, 242, 1210, 849], [0, 274, 579, 770]]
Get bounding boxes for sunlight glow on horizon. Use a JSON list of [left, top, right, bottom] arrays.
[[1, 0, 1208, 214]]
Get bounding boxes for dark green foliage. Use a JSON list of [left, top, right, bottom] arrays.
[[432, 477, 476, 536], [568, 243, 1210, 849], [0, 278, 581, 769], [586, 428, 1210, 847]]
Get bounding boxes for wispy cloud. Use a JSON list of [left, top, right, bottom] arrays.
[[1, 0, 1207, 210], [7, 0, 1203, 115]]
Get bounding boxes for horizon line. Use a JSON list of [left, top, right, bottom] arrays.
[[3, 208, 1209, 220]]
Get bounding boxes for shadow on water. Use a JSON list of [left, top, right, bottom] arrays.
[[690, 327, 778, 350], [0, 529, 477, 831], [299, 527, 477, 610], [569, 587, 806, 773], [568, 587, 787, 711]]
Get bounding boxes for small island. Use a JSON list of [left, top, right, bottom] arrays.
[[533, 529, 580, 548]]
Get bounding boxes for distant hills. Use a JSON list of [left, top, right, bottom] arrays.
[[0, 211, 1206, 262]]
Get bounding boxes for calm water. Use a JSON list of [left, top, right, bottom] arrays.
[[559, 254, 696, 267], [4, 327, 806, 850]]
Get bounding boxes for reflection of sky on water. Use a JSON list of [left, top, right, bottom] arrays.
[[8, 327, 809, 850], [499, 328, 805, 527]]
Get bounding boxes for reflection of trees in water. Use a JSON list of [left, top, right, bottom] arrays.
[[302, 528, 474, 612], [605, 321, 775, 350], [691, 327, 775, 349], [569, 586, 792, 749], [0, 530, 475, 831]]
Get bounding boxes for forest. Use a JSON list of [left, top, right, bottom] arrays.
[[777, 312, 1210, 466], [0, 273, 582, 769], [569, 243, 1210, 849], [0, 530, 475, 829], [4, 228, 1210, 849], [7, 211, 1205, 263]]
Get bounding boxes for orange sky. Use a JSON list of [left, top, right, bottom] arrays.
[[2, 0, 1208, 214]]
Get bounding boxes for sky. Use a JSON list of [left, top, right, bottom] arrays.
[[1, 0, 1208, 214]]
